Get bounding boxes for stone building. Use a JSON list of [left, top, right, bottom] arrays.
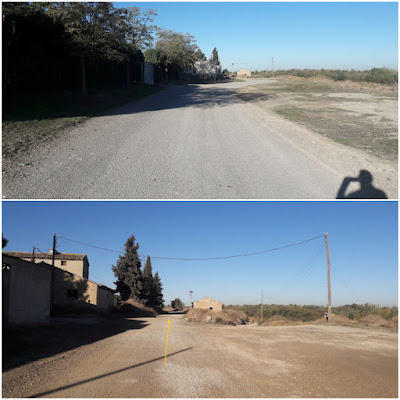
[[4, 250, 89, 278], [193, 297, 223, 312], [3, 253, 114, 325], [184, 48, 222, 80], [237, 69, 252, 78]]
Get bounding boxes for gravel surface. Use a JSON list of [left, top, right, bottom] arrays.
[[2, 314, 398, 398], [3, 79, 397, 199]]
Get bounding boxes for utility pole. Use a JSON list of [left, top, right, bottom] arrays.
[[272, 57, 274, 78], [32, 247, 36, 264], [325, 232, 332, 321], [50, 233, 56, 317], [189, 291, 193, 308], [260, 290, 264, 324]]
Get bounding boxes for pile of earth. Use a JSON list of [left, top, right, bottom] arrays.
[[185, 308, 248, 326], [118, 299, 157, 317]]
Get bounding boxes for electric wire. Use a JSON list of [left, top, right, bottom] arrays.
[[57, 234, 325, 261]]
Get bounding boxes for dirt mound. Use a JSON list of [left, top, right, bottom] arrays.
[[118, 299, 157, 317], [261, 315, 304, 326], [358, 315, 397, 328], [185, 309, 248, 326], [314, 314, 355, 326]]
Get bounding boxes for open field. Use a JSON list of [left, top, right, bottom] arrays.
[[237, 77, 398, 161], [2, 314, 397, 398]]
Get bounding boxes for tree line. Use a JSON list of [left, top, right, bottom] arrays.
[[112, 234, 164, 309], [3, 2, 208, 96]]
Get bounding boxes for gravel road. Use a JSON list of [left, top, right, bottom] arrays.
[[2, 314, 398, 398], [3, 79, 397, 199]]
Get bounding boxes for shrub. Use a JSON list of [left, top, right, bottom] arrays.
[[185, 309, 248, 326]]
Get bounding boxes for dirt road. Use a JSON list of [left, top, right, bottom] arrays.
[[3, 79, 397, 199], [3, 314, 397, 398]]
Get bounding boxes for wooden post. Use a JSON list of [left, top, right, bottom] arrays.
[[260, 290, 264, 324], [325, 232, 332, 321], [50, 233, 56, 316]]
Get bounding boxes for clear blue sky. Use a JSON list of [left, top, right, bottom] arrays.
[[2, 201, 398, 307], [115, 1, 398, 71]]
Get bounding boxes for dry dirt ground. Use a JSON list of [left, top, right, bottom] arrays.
[[237, 77, 398, 162], [2, 314, 397, 398]]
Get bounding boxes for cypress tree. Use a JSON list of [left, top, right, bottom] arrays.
[[153, 271, 164, 308], [142, 256, 154, 305], [112, 234, 143, 301]]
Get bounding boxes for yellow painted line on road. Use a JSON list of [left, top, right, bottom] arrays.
[[164, 319, 170, 365]]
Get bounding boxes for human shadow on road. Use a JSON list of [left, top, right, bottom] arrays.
[[30, 347, 194, 398], [3, 317, 149, 372], [336, 170, 388, 199]]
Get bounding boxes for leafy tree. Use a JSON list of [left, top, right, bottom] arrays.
[[155, 29, 200, 81], [112, 234, 143, 301], [171, 298, 184, 310], [123, 7, 158, 51], [144, 48, 160, 65], [2, 235, 9, 249], [195, 49, 206, 60], [45, 2, 132, 95]]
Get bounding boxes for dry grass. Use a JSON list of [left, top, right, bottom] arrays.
[[118, 299, 157, 317], [358, 315, 398, 329], [185, 308, 249, 326]]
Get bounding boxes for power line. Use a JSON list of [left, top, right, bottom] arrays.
[[57, 234, 325, 261]]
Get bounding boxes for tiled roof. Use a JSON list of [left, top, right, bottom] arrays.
[[3, 251, 88, 261]]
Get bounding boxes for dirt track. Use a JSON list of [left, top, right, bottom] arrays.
[[2, 314, 398, 398]]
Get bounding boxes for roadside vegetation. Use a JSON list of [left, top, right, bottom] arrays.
[[185, 308, 249, 326], [237, 77, 398, 161], [3, 2, 209, 158], [253, 67, 398, 85], [224, 303, 398, 329]]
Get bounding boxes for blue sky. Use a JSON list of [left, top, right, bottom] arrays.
[[115, 2, 398, 71], [2, 201, 398, 307]]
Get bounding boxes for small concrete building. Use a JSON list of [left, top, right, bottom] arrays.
[[193, 297, 223, 312], [237, 69, 252, 78], [4, 251, 89, 278], [3, 255, 51, 325]]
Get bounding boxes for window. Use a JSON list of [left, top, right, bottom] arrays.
[[61, 260, 67, 266], [67, 289, 78, 298], [209, 307, 213, 310]]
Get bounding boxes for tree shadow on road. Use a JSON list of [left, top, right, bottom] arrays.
[[3, 317, 149, 372], [3, 83, 273, 123], [29, 347, 194, 398], [336, 170, 388, 199]]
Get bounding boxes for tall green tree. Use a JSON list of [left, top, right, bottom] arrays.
[[171, 298, 183, 310], [45, 2, 130, 95], [142, 256, 154, 305], [112, 234, 143, 301], [2, 234, 9, 249], [155, 29, 200, 81], [153, 271, 164, 308]]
